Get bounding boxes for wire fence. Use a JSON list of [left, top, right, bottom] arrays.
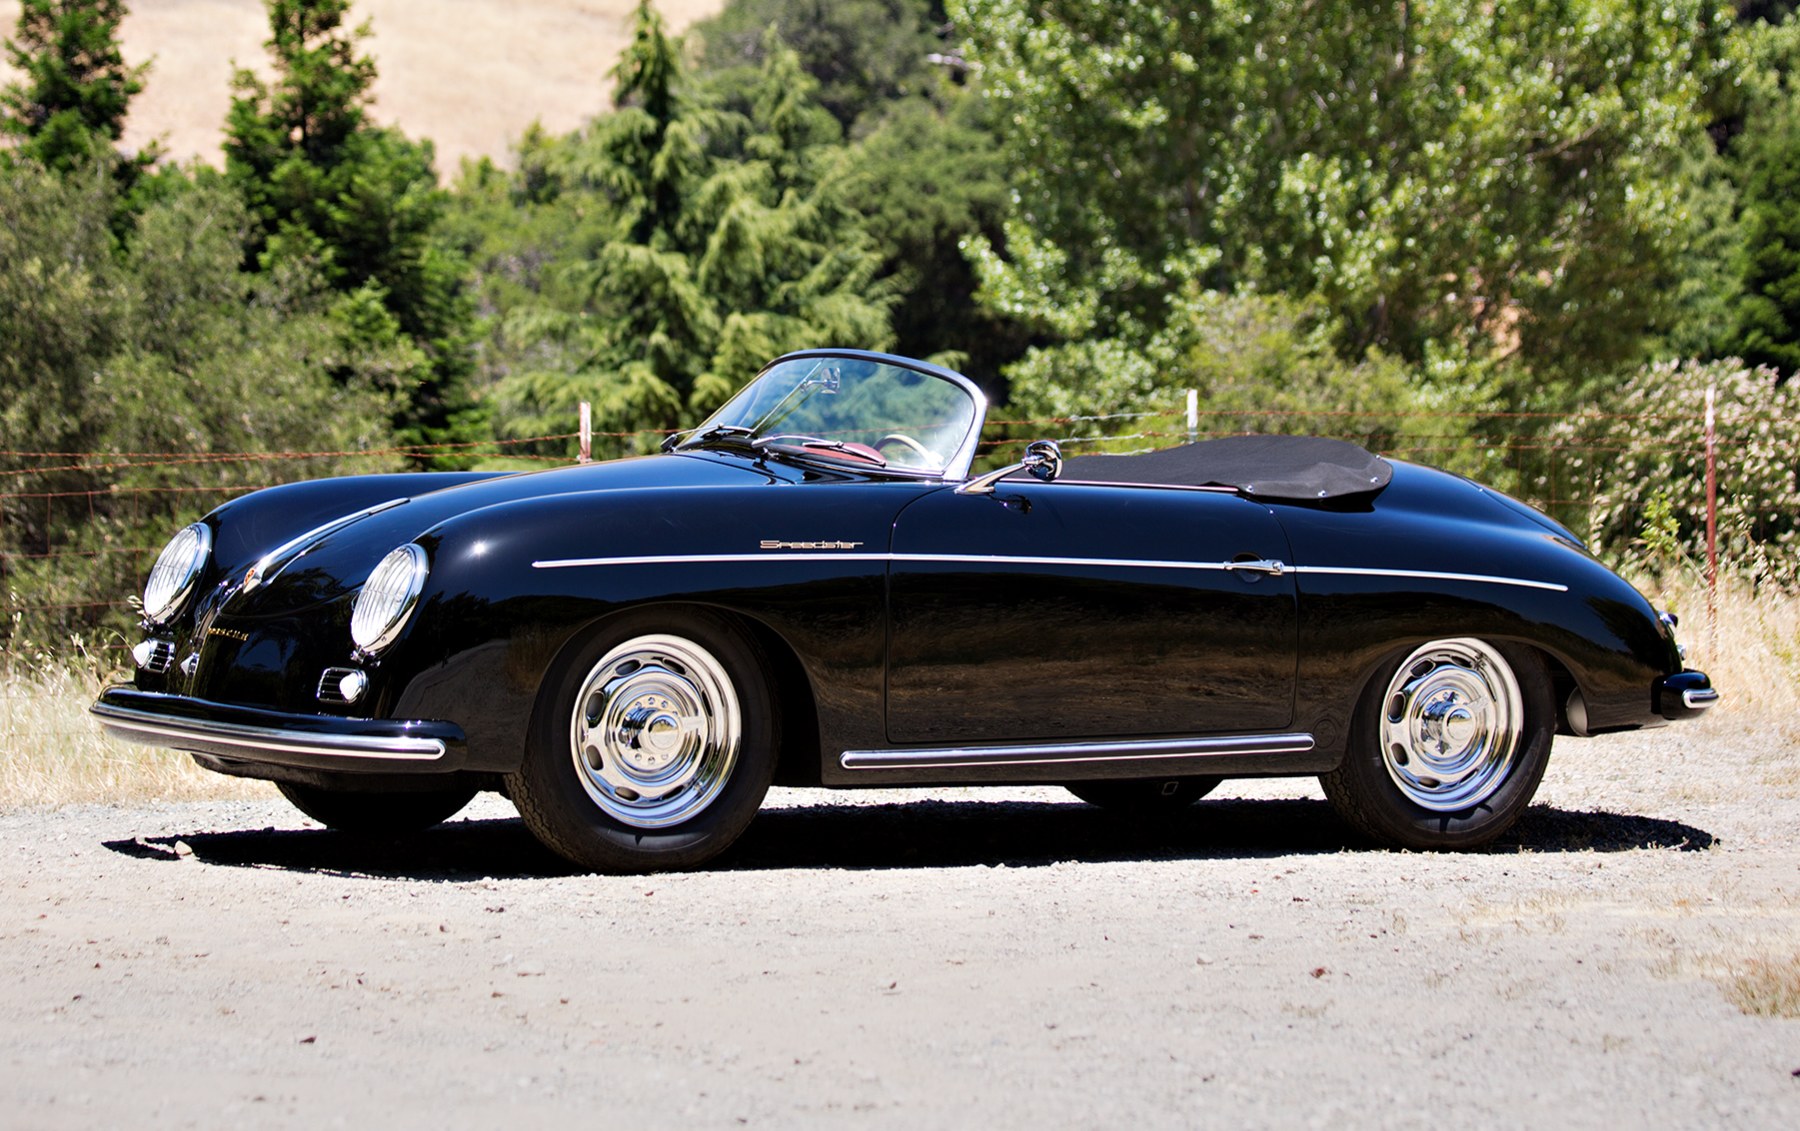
[[2, 394, 1740, 636]]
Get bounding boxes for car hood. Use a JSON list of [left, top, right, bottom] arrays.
[[215, 452, 775, 618]]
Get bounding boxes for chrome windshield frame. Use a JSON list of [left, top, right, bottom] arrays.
[[684, 349, 990, 482]]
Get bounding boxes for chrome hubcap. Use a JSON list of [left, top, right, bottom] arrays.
[[1379, 638, 1522, 812], [569, 634, 741, 829]]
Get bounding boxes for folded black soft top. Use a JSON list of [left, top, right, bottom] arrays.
[[1060, 434, 1392, 500]]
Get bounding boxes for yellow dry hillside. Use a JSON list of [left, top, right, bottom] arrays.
[[0, 0, 725, 172]]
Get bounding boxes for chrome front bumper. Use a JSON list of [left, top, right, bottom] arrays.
[[91, 687, 466, 774]]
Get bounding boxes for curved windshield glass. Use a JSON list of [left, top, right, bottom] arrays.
[[679, 354, 982, 477]]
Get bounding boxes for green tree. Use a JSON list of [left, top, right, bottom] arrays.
[[0, 157, 407, 645], [690, 2, 1032, 393], [692, 0, 946, 132], [1728, 97, 1800, 379], [954, 0, 1731, 413], [0, 156, 120, 477], [0, 0, 155, 178], [840, 96, 1031, 392], [479, 2, 893, 450], [224, 0, 479, 460]]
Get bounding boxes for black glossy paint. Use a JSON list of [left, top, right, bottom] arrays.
[[886, 485, 1298, 743], [101, 401, 1704, 792]]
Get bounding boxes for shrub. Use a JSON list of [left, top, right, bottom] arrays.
[[1553, 358, 1800, 582]]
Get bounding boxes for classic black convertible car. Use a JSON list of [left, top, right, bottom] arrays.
[[93, 349, 1717, 870]]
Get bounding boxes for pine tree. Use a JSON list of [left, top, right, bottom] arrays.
[[1729, 99, 1800, 380], [491, 1, 892, 450], [0, 0, 155, 176], [224, 0, 480, 461], [691, 0, 945, 132]]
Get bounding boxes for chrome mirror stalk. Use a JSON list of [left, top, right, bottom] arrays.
[[955, 440, 1063, 496]]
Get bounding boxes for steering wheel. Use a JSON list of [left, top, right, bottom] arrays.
[[875, 433, 938, 468]]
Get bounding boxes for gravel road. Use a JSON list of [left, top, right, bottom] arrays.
[[3, 719, 1796, 1128]]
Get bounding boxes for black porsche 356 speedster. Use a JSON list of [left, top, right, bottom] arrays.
[[93, 349, 1717, 870]]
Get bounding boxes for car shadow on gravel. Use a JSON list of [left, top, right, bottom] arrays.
[[100, 798, 1716, 880]]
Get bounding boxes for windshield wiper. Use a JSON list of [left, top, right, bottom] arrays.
[[670, 424, 757, 453], [753, 434, 887, 468]]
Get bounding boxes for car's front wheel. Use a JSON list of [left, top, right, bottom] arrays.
[[1321, 637, 1553, 850], [507, 611, 777, 873], [276, 781, 478, 834]]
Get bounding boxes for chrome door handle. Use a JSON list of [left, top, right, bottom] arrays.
[[1224, 559, 1285, 577]]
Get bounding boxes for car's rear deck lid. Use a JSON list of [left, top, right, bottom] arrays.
[[1061, 435, 1391, 500]]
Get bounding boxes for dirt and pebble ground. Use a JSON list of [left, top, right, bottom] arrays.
[[3, 717, 1796, 1128]]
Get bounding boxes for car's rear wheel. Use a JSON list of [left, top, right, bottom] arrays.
[[1064, 776, 1221, 811], [276, 781, 478, 834], [1321, 637, 1553, 849], [507, 611, 777, 873]]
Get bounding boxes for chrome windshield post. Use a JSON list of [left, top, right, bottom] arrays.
[[955, 440, 1063, 496]]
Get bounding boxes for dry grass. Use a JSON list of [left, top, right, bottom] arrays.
[[1723, 953, 1800, 1018], [1652, 939, 1800, 1019], [1627, 569, 1800, 800], [0, 0, 726, 172], [0, 638, 266, 809], [1634, 570, 1800, 726]]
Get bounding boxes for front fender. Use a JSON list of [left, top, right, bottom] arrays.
[[380, 482, 927, 773], [203, 472, 509, 582]]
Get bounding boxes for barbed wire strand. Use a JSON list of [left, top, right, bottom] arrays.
[[2, 402, 1762, 621]]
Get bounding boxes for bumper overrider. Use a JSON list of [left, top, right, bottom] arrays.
[[1654, 670, 1719, 722], [91, 687, 466, 774]]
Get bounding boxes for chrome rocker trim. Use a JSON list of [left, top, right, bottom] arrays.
[[92, 700, 448, 763], [840, 732, 1315, 772]]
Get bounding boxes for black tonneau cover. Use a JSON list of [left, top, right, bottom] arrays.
[[1061, 435, 1391, 500]]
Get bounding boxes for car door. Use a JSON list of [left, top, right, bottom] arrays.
[[886, 482, 1298, 745]]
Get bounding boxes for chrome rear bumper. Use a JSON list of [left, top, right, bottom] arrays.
[[1654, 670, 1719, 721]]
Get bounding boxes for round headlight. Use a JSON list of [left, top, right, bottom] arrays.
[[143, 523, 212, 624], [351, 544, 429, 655]]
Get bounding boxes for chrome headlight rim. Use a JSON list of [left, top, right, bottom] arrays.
[[1658, 609, 1687, 662], [350, 543, 430, 657], [143, 523, 212, 625]]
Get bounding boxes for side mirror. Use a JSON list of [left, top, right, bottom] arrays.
[[955, 439, 1063, 496], [1023, 439, 1062, 482]]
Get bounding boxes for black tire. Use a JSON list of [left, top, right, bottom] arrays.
[[506, 609, 778, 873], [1321, 638, 1554, 850], [1065, 776, 1221, 811], [276, 781, 478, 834]]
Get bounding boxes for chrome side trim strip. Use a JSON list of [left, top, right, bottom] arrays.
[[533, 551, 1567, 592], [1682, 688, 1720, 710], [91, 704, 446, 761], [1291, 565, 1568, 593], [536, 552, 892, 569], [839, 732, 1315, 772], [535, 552, 1241, 573], [895, 552, 1232, 572]]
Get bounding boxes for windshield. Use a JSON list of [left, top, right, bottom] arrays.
[[678, 354, 983, 478]]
